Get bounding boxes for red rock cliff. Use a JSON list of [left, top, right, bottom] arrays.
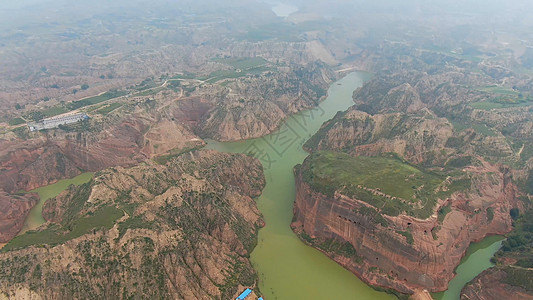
[[292, 160, 518, 294]]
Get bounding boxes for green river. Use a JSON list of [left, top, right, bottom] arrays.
[[19, 172, 94, 234], [12, 71, 503, 299], [206, 71, 503, 299], [433, 235, 504, 300]]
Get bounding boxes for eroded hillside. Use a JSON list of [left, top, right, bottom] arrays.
[[0, 150, 265, 299]]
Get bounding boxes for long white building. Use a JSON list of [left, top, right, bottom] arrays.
[[28, 113, 89, 131]]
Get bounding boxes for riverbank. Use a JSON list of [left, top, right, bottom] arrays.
[[207, 71, 507, 299], [18, 172, 94, 235], [207, 71, 394, 299]]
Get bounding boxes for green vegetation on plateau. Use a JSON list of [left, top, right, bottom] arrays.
[[489, 209, 533, 291], [96, 102, 123, 114], [67, 90, 128, 110], [495, 209, 533, 267], [302, 151, 467, 219], [8, 117, 26, 126], [203, 57, 274, 83], [469, 86, 533, 110]]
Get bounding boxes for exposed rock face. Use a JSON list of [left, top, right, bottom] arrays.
[[195, 62, 335, 141], [292, 156, 517, 294], [0, 150, 265, 299], [0, 192, 38, 242], [304, 108, 454, 165], [461, 268, 533, 300]]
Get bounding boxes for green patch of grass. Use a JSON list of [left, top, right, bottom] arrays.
[[450, 120, 497, 137], [170, 72, 196, 80], [355, 206, 388, 227], [96, 103, 123, 114], [2, 206, 122, 252], [314, 238, 362, 263], [118, 214, 153, 239], [212, 57, 268, 70], [41, 106, 69, 118], [438, 204, 452, 223], [131, 87, 165, 97], [477, 86, 520, 95], [469, 86, 533, 110], [11, 126, 30, 139], [8, 117, 26, 126], [502, 266, 533, 291], [445, 156, 474, 169], [302, 151, 446, 218], [203, 57, 274, 83], [469, 101, 506, 110], [469, 100, 533, 110], [67, 90, 128, 110], [487, 207, 494, 222], [431, 226, 441, 240], [396, 230, 414, 245]]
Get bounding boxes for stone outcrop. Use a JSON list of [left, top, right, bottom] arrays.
[[0, 150, 265, 299]]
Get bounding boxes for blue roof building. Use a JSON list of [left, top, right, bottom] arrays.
[[236, 288, 252, 300]]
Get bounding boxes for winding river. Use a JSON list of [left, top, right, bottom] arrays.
[[206, 71, 503, 299], [206, 72, 393, 299]]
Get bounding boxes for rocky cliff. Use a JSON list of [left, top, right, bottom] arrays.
[[293, 155, 518, 293], [0, 150, 265, 299]]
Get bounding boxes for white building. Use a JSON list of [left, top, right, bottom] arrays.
[[28, 113, 89, 131]]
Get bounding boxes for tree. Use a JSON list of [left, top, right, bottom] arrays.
[[15, 103, 22, 110], [81, 84, 89, 90]]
